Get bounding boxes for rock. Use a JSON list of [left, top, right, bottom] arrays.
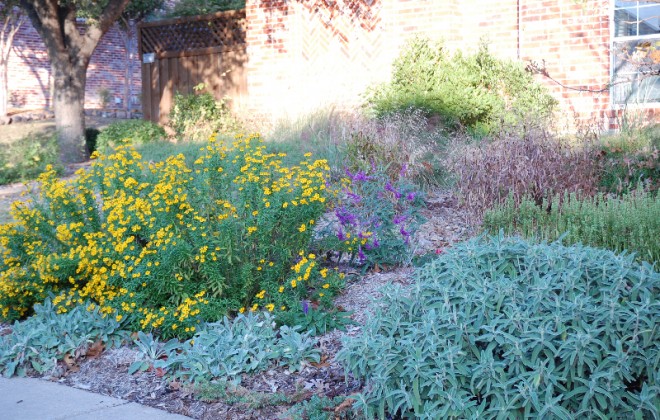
[[13, 115, 23, 123], [0, 116, 11, 125], [115, 111, 127, 119]]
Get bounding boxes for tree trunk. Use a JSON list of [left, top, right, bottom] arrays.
[[51, 59, 88, 164], [0, 58, 7, 120]]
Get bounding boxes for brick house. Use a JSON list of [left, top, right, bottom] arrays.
[[5, 1, 660, 129]]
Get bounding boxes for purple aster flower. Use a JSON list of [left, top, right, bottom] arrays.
[[400, 226, 411, 244], [393, 214, 407, 225], [400, 164, 408, 177], [406, 192, 417, 201], [385, 182, 402, 199], [335, 207, 357, 226], [337, 227, 346, 241], [358, 246, 366, 261], [347, 192, 362, 203], [301, 300, 309, 315]]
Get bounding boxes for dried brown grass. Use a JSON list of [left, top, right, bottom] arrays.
[[447, 127, 600, 221]]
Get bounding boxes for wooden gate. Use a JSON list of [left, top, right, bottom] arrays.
[[138, 10, 248, 124]]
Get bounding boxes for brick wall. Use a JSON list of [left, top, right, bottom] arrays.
[[6, 1, 657, 129], [243, 0, 644, 130], [6, 22, 141, 112]]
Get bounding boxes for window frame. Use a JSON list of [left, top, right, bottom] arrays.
[[610, 0, 660, 108]]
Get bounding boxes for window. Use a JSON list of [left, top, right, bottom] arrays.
[[612, 1, 660, 105]]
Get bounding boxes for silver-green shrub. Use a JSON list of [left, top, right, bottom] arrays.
[[338, 236, 659, 419], [156, 312, 320, 384], [0, 300, 126, 377]]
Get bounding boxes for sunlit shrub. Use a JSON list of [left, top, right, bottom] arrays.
[[0, 132, 61, 185], [169, 84, 241, 141], [365, 37, 556, 135], [0, 134, 329, 338]]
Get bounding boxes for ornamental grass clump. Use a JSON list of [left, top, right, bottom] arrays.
[[338, 236, 659, 419], [0, 134, 329, 338]]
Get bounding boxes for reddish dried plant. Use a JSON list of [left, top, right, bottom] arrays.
[[447, 128, 600, 221]]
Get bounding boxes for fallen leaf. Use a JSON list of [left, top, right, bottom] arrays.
[[310, 354, 330, 368], [154, 367, 166, 377], [86, 340, 105, 359], [335, 397, 355, 414]]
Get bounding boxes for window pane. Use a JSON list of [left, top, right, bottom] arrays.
[[612, 39, 660, 104], [615, 7, 638, 37], [637, 4, 660, 35]]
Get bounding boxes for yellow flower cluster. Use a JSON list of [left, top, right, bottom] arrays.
[[0, 134, 331, 338]]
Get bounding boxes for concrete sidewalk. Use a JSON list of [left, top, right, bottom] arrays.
[[0, 377, 192, 420]]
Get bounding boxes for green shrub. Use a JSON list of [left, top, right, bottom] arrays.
[[95, 119, 167, 153], [597, 146, 659, 195], [0, 299, 126, 377], [0, 135, 329, 338], [365, 38, 556, 135], [482, 191, 660, 264], [0, 132, 61, 185], [338, 236, 659, 418], [169, 84, 241, 141]]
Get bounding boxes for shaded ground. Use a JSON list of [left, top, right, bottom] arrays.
[[1, 114, 118, 145], [0, 190, 473, 419]]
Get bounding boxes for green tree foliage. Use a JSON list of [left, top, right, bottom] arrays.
[[165, 0, 245, 17]]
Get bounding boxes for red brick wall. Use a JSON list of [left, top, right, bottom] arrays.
[[7, 1, 656, 129], [243, 0, 642, 130], [6, 22, 141, 111]]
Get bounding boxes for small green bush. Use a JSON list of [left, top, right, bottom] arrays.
[[365, 38, 556, 135], [0, 299, 126, 377], [95, 119, 167, 153], [338, 236, 659, 418], [597, 147, 659, 195], [0, 133, 61, 185], [482, 191, 660, 265], [169, 84, 241, 141]]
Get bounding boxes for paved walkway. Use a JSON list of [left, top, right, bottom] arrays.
[[0, 377, 191, 420]]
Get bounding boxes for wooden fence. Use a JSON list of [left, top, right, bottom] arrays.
[[138, 10, 248, 124]]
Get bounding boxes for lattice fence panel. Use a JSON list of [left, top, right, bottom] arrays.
[[140, 10, 246, 55]]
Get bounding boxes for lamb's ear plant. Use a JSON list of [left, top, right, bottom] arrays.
[[0, 300, 127, 377], [155, 313, 319, 384], [337, 235, 659, 419], [129, 331, 182, 375]]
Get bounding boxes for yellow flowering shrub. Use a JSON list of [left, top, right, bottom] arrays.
[[0, 134, 329, 338]]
